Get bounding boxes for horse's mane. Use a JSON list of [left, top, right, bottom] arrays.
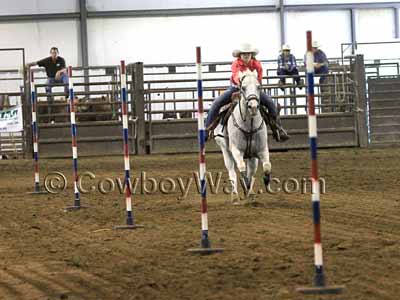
[[239, 69, 258, 82]]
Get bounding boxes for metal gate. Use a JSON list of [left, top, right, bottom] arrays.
[[139, 58, 366, 154], [368, 76, 400, 146]]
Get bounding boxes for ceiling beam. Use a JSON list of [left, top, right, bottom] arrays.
[[0, 2, 398, 22], [0, 13, 79, 22], [87, 6, 277, 18], [285, 2, 400, 11]]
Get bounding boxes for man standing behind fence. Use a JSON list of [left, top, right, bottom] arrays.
[[311, 41, 329, 84], [27, 47, 69, 98], [311, 41, 331, 112]]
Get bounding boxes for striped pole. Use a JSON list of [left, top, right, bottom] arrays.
[[188, 47, 223, 254], [306, 31, 325, 287], [296, 31, 343, 294], [115, 61, 142, 229], [65, 66, 83, 211], [197, 47, 209, 248], [29, 71, 46, 194]]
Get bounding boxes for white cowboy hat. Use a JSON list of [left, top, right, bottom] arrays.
[[312, 41, 321, 48], [282, 44, 291, 51], [232, 43, 259, 57]]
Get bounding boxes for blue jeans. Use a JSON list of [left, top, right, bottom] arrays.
[[46, 73, 69, 97], [277, 68, 301, 85], [205, 86, 277, 128], [315, 66, 329, 84]]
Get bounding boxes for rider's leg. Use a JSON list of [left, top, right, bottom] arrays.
[[205, 86, 237, 129], [204, 86, 238, 140], [260, 92, 290, 142], [260, 92, 277, 118]]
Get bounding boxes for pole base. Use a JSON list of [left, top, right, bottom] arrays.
[[187, 248, 224, 255], [64, 205, 89, 212], [27, 190, 47, 195], [296, 285, 345, 295], [114, 224, 144, 230]]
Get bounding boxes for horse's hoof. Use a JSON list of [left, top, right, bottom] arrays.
[[248, 193, 256, 203], [263, 174, 271, 188], [242, 193, 258, 207], [230, 193, 241, 205]]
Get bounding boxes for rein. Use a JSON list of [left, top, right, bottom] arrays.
[[231, 110, 264, 158], [232, 73, 263, 157]]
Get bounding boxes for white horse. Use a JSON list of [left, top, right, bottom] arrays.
[[214, 70, 271, 203]]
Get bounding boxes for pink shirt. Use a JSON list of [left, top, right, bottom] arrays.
[[231, 58, 263, 85]]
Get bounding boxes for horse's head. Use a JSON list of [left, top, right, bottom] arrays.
[[238, 70, 261, 117]]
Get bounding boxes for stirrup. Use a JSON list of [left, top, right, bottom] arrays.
[[271, 123, 290, 142], [271, 126, 281, 142], [204, 129, 214, 142], [278, 127, 290, 142]]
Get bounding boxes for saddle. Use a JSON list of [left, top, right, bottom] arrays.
[[206, 92, 275, 139], [205, 92, 240, 137]]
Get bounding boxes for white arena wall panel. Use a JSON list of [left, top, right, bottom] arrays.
[[356, 8, 395, 42], [353, 8, 398, 60], [286, 0, 396, 4], [0, 0, 79, 15], [87, 13, 281, 65], [87, 0, 276, 11], [286, 10, 351, 58], [0, 20, 80, 69]]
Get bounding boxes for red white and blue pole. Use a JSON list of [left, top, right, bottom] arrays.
[[121, 61, 133, 225], [115, 61, 142, 229], [196, 47, 210, 248], [296, 31, 344, 294], [65, 66, 82, 210], [188, 47, 223, 254], [29, 71, 44, 194], [305, 31, 325, 287]]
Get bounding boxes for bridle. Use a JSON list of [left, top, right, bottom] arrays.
[[231, 74, 264, 158], [238, 75, 261, 122]]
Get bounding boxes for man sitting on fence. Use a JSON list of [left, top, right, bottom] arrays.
[[27, 47, 69, 99], [277, 44, 303, 91]]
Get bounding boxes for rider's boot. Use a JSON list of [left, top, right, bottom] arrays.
[[276, 115, 290, 142], [204, 130, 210, 142], [270, 115, 290, 142]]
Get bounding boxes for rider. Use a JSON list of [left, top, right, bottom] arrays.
[[205, 43, 290, 142]]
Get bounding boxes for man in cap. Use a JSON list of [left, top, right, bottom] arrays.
[[311, 41, 329, 84], [205, 43, 290, 142], [277, 44, 303, 91]]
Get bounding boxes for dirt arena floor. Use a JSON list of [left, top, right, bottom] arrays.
[[0, 147, 399, 300]]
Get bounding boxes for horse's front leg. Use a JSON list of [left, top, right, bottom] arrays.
[[258, 150, 272, 189], [246, 157, 258, 193], [215, 137, 239, 203], [230, 145, 251, 192], [243, 157, 258, 204]]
